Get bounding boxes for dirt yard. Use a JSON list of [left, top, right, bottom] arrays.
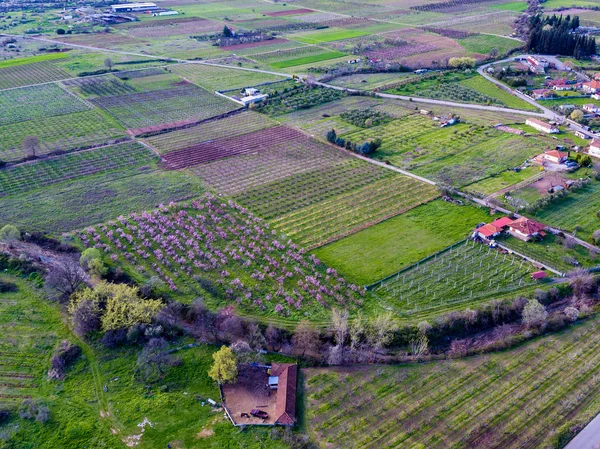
[[528, 172, 568, 195], [221, 366, 277, 425]]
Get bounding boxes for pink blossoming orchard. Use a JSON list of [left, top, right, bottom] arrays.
[[75, 194, 363, 320]]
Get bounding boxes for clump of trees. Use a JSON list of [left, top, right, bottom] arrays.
[[448, 57, 476, 69], [527, 14, 595, 59], [326, 129, 382, 156], [340, 108, 391, 128], [68, 282, 163, 336]]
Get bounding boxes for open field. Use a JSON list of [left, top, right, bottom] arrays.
[[290, 28, 373, 44], [256, 47, 347, 69], [458, 34, 521, 55], [0, 170, 205, 234], [0, 142, 157, 197], [305, 315, 600, 449], [371, 239, 539, 314], [465, 166, 540, 196], [0, 276, 62, 409], [0, 109, 126, 163], [171, 63, 289, 91], [532, 181, 600, 243], [312, 200, 492, 285], [76, 195, 362, 320]]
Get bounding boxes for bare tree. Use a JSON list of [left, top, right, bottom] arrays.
[[292, 320, 320, 357], [135, 337, 178, 383], [45, 258, 86, 303], [349, 310, 365, 351], [409, 334, 429, 357], [23, 136, 39, 158], [331, 308, 349, 348], [265, 323, 281, 350], [368, 312, 397, 350]]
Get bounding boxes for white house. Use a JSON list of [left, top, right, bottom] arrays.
[[526, 118, 559, 134], [582, 103, 600, 114], [589, 139, 600, 158]]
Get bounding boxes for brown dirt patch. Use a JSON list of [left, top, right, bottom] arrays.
[[528, 172, 568, 195], [196, 428, 214, 439]]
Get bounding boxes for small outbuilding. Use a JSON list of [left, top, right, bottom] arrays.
[[531, 271, 547, 280]]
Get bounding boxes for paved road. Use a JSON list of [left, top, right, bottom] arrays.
[[315, 81, 549, 117], [564, 414, 600, 449]]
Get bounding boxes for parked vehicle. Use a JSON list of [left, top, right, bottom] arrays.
[[250, 409, 269, 419]]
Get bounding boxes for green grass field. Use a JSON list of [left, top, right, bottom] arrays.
[[312, 200, 491, 285], [270, 50, 347, 68], [458, 34, 522, 55], [459, 75, 536, 110], [465, 166, 540, 196], [0, 52, 68, 69], [291, 28, 372, 44]]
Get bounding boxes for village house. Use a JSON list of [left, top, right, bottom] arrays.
[[530, 89, 555, 100], [527, 56, 548, 74], [507, 217, 546, 241], [475, 217, 514, 242], [582, 80, 600, 94], [575, 130, 590, 139], [594, 72, 600, 81], [221, 363, 298, 427], [588, 139, 600, 158], [582, 103, 600, 114], [547, 79, 571, 91], [542, 149, 568, 163], [525, 118, 559, 134]]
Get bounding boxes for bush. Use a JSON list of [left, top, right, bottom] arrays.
[[18, 399, 50, 423], [0, 280, 17, 293], [0, 224, 20, 243], [48, 340, 81, 380]]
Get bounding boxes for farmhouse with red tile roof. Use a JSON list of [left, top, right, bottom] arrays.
[[525, 118, 559, 134], [582, 80, 600, 94], [507, 217, 546, 241], [271, 363, 297, 426]]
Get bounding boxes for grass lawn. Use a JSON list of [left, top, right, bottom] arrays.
[[0, 52, 67, 68], [511, 185, 542, 205], [458, 34, 522, 56], [466, 166, 540, 196], [290, 28, 371, 44], [490, 0, 528, 11], [270, 51, 346, 68], [312, 200, 492, 285]]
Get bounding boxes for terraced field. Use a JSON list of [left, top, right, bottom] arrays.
[[306, 315, 600, 449], [0, 142, 157, 197], [372, 240, 537, 315]]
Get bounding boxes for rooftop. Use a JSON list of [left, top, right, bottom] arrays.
[[509, 217, 546, 236]]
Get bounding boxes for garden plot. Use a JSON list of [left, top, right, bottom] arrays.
[[0, 277, 61, 409], [90, 84, 237, 131], [143, 110, 276, 154], [0, 109, 126, 163], [171, 63, 288, 92], [305, 315, 600, 449], [0, 60, 70, 90], [75, 194, 362, 320], [0, 83, 90, 126], [372, 240, 536, 314], [0, 142, 157, 197]]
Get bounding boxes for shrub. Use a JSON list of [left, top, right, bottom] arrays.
[[0, 224, 20, 243], [18, 399, 50, 423], [48, 340, 81, 380], [522, 299, 548, 329], [0, 280, 17, 293]]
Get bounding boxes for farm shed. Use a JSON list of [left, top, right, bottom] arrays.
[[110, 2, 158, 12], [525, 118, 559, 134], [531, 271, 547, 280], [507, 217, 546, 242], [575, 130, 589, 139]]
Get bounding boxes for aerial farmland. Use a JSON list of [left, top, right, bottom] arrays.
[[2, 0, 600, 448]]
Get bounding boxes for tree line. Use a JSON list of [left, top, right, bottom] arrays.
[[526, 14, 596, 59]]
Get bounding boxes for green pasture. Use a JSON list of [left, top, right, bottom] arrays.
[[312, 200, 491, 285], [290, 28, 372, 44]]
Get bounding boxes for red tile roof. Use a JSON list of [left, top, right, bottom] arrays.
[[490, 217, 514, 228], [544, 149, 568, 160], [583, 80, 600, 90], [477, 224, 498, 238], [590, 138, 600, 149], [272, 364, 297, 426], [509, 217, 546, 236], [531, 271, 547, 279]]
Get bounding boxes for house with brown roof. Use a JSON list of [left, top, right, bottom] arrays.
[[582, 103, 600, 114], [507, 217, 546, 241], [221, 363, 298, 427], [475, 217, 514, 241], [589, 139, 600, 158]]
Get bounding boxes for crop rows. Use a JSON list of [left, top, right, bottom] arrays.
[[0, 83, 90, 126], [0, 61, 71, 90], [271, 174, 438, 248], [251, 45, 341, 64], [0, 109, 126, 163], [76, 195, 363, 320], [0, 142, 157, 197], [306, 314, 600, 449], [62, 75, 138, 98], [373, 240, 536, 314], [90, 84, 236, 130], [162, 125, 303, 169], [191, 136, 349, 195], [144, 111, 275, 154]]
